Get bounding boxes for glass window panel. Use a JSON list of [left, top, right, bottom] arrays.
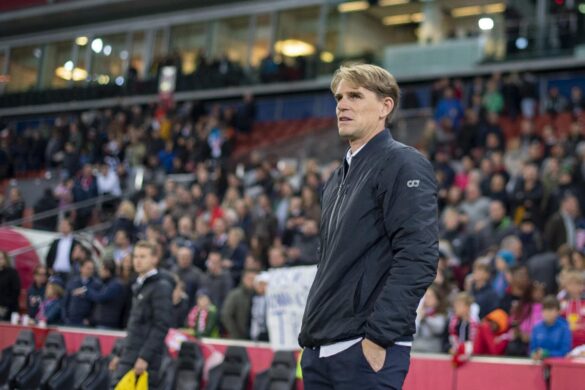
[[170, 22, 207, 74], [74, 41, 90, 86], [211, 16, 250, 67], [6, 45, 40, 92], [90, 33, 126, 84], [40, 40, 73, 89], [275, 6, 320, 59], [130, 31, 146, 78], [250, 13, 271, 67]]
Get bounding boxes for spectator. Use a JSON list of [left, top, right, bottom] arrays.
[[477, 200, 516, 253], [85, 259, 125, 329], [413, 285, 448, 353], [506, 281, 543, 356], [221, 227, 248, 282], [35, 276, 65, 325], [171, 278, 190, 328], [530, 295, 572, 359], [560, 270, 585, 348], [440, 208, 476, 266], [172, 246, 206, 306], [544, 192, 580, 251], [459, 183, 490, 232], [449, 292, 479, 364], [268, 246, 288, 269], [45, 218, 79, 282], [221, 269, 257, 340], [545, 87, 568, 116], [27, 264, 48, 318], [289, 218, 320, 265], [473, 309, 510, 356], [499, 265, 531, 314], [435, 88, 465, 130], [482, 80, 504, 115], [204, 251, 233, 311], [567, 86, 585, 117], [492, 250, 516, 297], [235, 93, 257, 134], [104, 229, 134, 266], [73, 163, 98, 229], [96, 161, 122, 197], [109, 200, 137, 242], [250, 272, 269, 342], [470, 262, 500, 319], [33, 188, 59, 231], [62, 259, 100, 326], [0, 187, 25, 224], [0, 251, 20, 321], [186, 288, 220, 338]]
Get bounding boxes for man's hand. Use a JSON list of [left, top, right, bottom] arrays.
[[134, 357, 148, 375], [361, 338, 386, 373], [72, 287, 87, 296], [109, 356, 119, 372]]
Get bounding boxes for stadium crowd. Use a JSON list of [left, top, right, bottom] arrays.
[[0, 73, 585, 364]]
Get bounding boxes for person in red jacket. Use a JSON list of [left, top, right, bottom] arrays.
[[449, 292, 479, 366], [473, 309, 510, 355], [560, 270, 585, 348]]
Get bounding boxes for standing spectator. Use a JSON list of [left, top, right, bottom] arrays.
[[221, 269, 257, 340], [111, 241, 173, 389], [435, 88, 465, 130], [413, 285, 448, 353], [567, 86, 585, 117], [235, 93, 257, 134], [506, 282, 543, 356], [33, 188, 59, 231], [45, 218, 79, 282], [27, 264, 48, 318], [186, 289, 220, 338], [73, 163, 98, 229], [35, 276, 65, 325], [545, 87, 568, 116], [62, 259, 100, 326], [85, 259, 125, 329], [492, 250, 516, 297], [204, 251, 233, 311], [96, 161, 122, 196], [560, 270, 585, 348], [449, 292, 479, 365], [476, 200, 516, 253], [289, 218, 320, 265], [0, 251, 20, 321], [172, 246, 206, 306], [220, 227, 248, 283], [530, 296, 572, 359], [482, 80, 504, 115], [470, 262, 500, 319], [512, 163, 544, 228], [544, 192, 580, 251], [250, 272, 269, 342], [104, 229, 134, 266], [0, 187, 25, 224]]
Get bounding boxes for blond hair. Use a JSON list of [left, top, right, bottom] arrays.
[[330, 63, 400, 123], [453, 291, 474, 306], [133, 240, 156, 256], [117, 200, 136, 220]]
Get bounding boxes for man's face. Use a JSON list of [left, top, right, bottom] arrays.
[[207, 253, 222, 274], [542, 308, 559, 325], [335, 80, 391, 143], [60, 220, 72, 235], [177, 248, 192, 269], [133, 246, 156, 275], [80, 261, 94, 279]]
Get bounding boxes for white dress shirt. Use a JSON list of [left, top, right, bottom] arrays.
[[53, 235, 73, 273]]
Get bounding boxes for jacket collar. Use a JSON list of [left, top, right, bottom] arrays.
[[343, 128, 393, 165]]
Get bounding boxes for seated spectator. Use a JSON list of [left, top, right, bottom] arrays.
[[85, 259, 125, 329], [0, 250, 20, 321], [473, 309, 510, 356], [171, 278, 190, 329], [470, 262, 500, 319], [250, 272, 269, 342], [449, 292, 479, 365], [172, 246, 206, 306], [27, 265, 48, 318], [221, 269, 257, 340], [109, 200, 137, 242], [560, 270, 585, 348], [530, 296, 572, 359], [289, 218, 320, 265], [204, 251, 233, 311], [413, 285, 448, 353], [0, 187, 25, 224], [62, 259, 100, 326], [186, 289, 220, 338], [46, 218, 79, 282], [36, 276, 65, 325]]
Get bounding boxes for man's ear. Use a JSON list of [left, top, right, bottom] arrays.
[[380, 97, 394, 119]]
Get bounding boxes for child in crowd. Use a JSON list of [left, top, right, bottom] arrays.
[[449, 292, 479, 365], [469, 262, 499, 318], [35, 276, 65, 325], [530, 296, 572, 359], [414, 284, 448, 353], [559, 270, 585, 348], [186, 289, 219, 338], [473, 309, 510, 356]]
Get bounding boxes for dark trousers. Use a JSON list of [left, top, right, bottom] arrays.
[[301, 342, 410, 390]]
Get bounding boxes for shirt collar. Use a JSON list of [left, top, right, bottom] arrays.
[[345, 143, 367, 166], [136, 268, 158, 286]]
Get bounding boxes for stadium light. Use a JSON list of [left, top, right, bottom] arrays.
[[115, 76, 125, 86], [383, 13, 424, 25], [64, 61, 74, 71], [76, 36, 88, 46], [103, 45, 112, 56], [338, 1, 369, 13], [478, 17, 494, 31], [320, 51, 335, 63], [379, 0, 409, 6], [274, 39, 315, 57], [452, 3, 505, 18], [91, 38, 103, 53], [515, 37, 528, 50], [55, 66, 87, 81]]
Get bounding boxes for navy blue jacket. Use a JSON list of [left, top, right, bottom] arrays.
[[27, 283, 46, 318], [471, 282, 500, 319], [86, 277, 125, 329], [62, 276, 101, 325], [299, 130, 439, 348]]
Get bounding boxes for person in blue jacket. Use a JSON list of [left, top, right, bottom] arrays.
[[62, 258, 101, 326], [35, 276, 65, 325], [530, 295, 572, 359], [85, 258, 126, 329]]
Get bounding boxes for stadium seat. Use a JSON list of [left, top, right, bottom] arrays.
[[0, 330, 43, 389], [39, 332, 75, 390], [171, 341, 204, 390], [207, 346, 251, 390], [0, 348, 12, 386], [253, 351, 296, 390], [157, 351, 177, 390], [72, 336, 109, 390]]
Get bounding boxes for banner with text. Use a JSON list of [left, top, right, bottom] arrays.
[[267, 265, 318, 351]]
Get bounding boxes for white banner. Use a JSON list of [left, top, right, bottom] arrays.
[[267, 265, 317, 351]]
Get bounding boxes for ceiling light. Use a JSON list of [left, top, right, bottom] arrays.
[[320, 51, 335, 63], [478, 17, 494, 30], [274, 39, 315, 57], [75, 36, 88, 46], [379, 0, 409, 6], [338, 1, 369, 13], [91, 38, 103, 53], [55, 66, 88, 81], [383, 14, 411, 25], [103, 45, 112, 56], [410, 12, 424, 23], [64, 61, 74, 71], [515, 37, 528, 50], [485, 3, 506, 13], [451, 5, 482, 17]]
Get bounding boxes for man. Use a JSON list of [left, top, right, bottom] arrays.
[[111, 241, 173, 389], [299, 64, 438, 389], [45, 218, 80, 282], [85, 259, 125, 329], [172, 246, 206, 306], [62, 259, 100, 326], [221, 269, 257, 340], [204, 251, 233, 312], [544, 192, 580, 252]]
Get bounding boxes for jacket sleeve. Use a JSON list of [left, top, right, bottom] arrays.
[[548, 324, 572, 357], [365, 150, 439, 348], [138, 280, 173, 364], [86, 281, 122, 303], [220, 291, 239, 338]]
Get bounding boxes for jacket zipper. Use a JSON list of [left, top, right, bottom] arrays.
[[325, 165, 351, 252]]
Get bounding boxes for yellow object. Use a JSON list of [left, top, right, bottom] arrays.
[[115, 370, 149, 390], [296, 350, 303, 379]]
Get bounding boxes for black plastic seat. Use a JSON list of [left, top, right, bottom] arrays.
[[207, 346, 251, 390], [41, 333, 67, 386], [172, 341, 204, 390], [1, 330, 43, 389], [72, 336, 109, 390], [253, 351, 296, 390]]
